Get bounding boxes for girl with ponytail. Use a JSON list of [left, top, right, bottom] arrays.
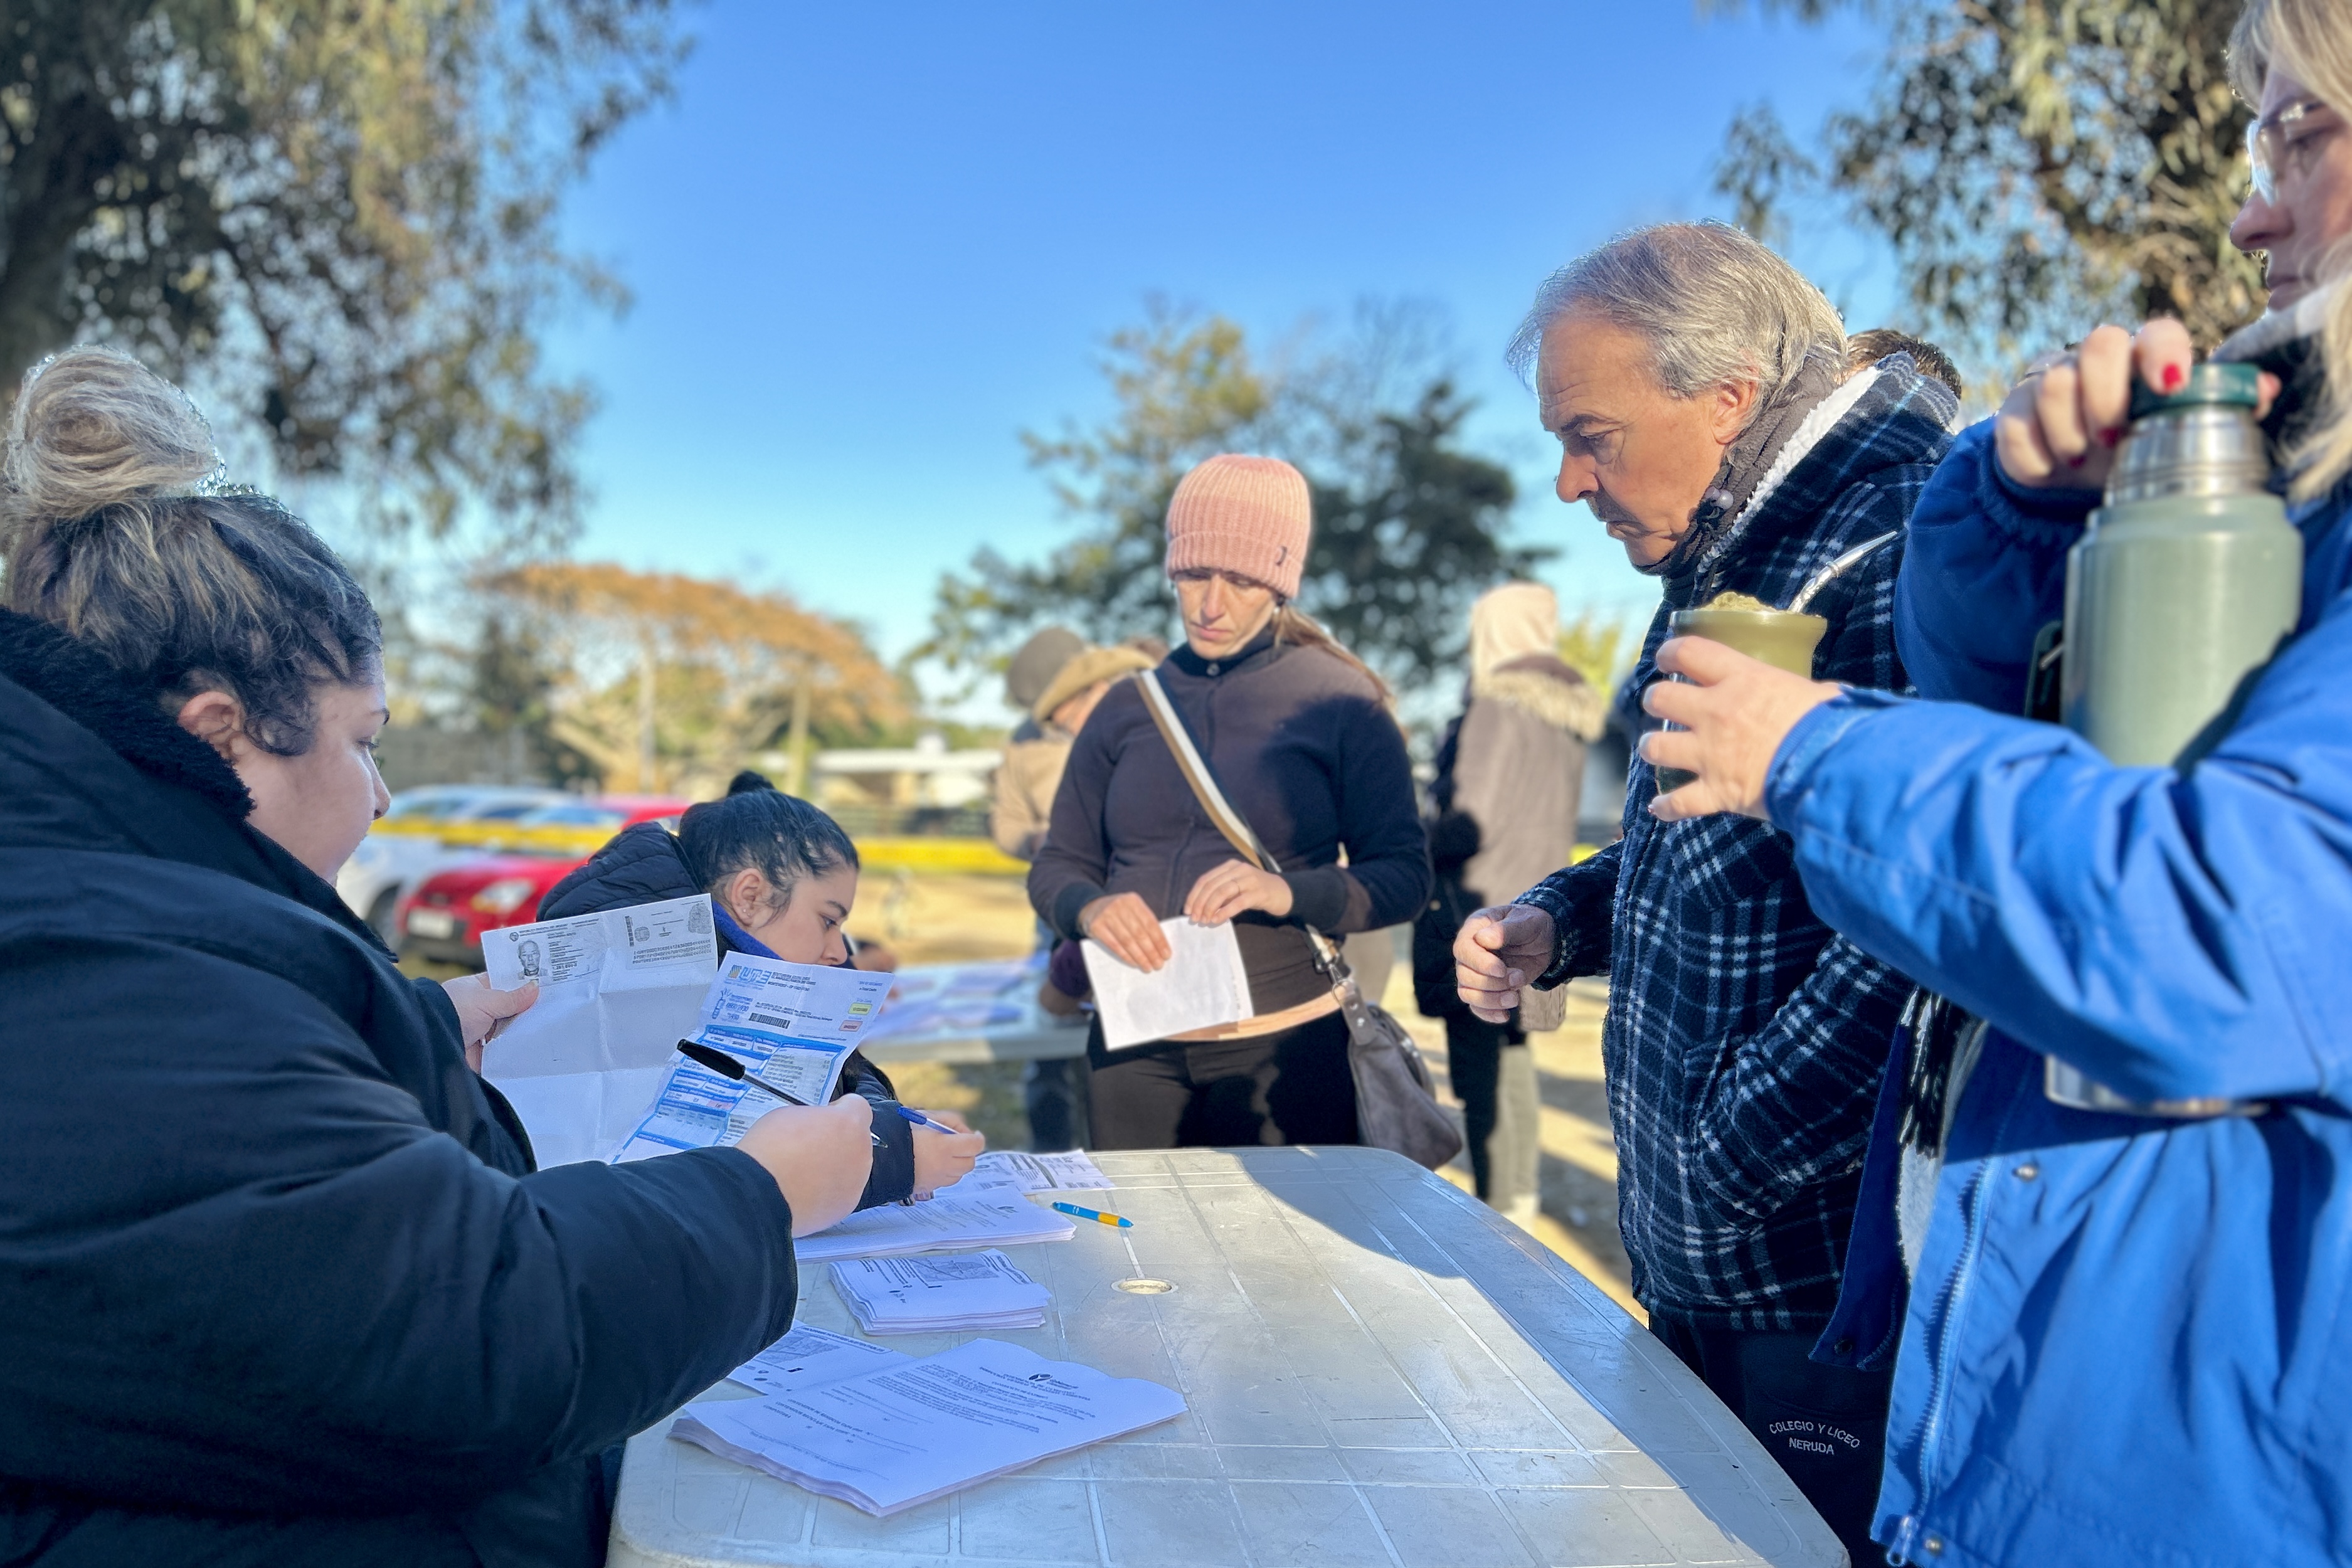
[[541, 769, 985, 1203]]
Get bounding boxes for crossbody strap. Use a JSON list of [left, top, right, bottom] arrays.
[[1133, 670, 1278, 872], [1131, 670, 1355, 982]]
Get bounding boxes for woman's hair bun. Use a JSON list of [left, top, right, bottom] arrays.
[[3, 346, 218, 539], [727, 769, 779, 797]]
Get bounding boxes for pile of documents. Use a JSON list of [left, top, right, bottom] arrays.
[[830, 1250, 1050, 1335], [676, 1337, 1187, 1516], [793, 1188, 1075, 1261], [727, 1323, 908, 1396], [970, 1148, 1112, 1192]]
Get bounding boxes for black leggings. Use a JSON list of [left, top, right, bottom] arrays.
[[1086, 1012, 1359, 1149]]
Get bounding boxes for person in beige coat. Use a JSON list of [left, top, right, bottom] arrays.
[[991, 635, 1155, 1147], [1414, 584, 1604, 1224]]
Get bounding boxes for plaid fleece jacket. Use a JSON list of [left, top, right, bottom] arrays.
[[1520, 361, 1957, 1330]]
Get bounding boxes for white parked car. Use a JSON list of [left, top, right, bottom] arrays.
[[337, 785, 570, 940]]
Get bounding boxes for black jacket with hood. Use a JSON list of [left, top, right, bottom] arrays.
[[0, 610, 799, 1567], [538, 823, 918, 1209]]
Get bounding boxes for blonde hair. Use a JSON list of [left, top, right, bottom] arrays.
[[2, 348, 381, 753], [2232, 0, 2352, 501]]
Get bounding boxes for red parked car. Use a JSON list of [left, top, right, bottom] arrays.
[[395, 796, 691, 968]]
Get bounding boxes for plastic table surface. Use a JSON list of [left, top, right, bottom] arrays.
[[608, 1147, 1843, 1568]]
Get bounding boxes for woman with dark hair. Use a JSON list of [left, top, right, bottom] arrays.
[[1029, 453, 1430, 1148], [0, 347, 875, 1566], [541, 771, 984, 1204]]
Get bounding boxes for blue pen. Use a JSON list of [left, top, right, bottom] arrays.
[[1052, 1200, 1133, 1229], [896, 1104, 962, 1135]]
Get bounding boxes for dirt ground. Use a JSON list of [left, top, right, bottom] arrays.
[[856, 874, 1642, 1316]]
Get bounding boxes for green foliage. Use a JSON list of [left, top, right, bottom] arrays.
[[1303, 383, 1546, 689], [468, 614, 602, 788], [918, 302, 1272, 688], [0, 0, 687, 552], [1715, 0, 2265, 370], [921, 299, 1549, 699]]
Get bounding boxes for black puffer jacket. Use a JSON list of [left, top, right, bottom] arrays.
[[539, 823, 917, 1209], [0, 611, 798, 1567]]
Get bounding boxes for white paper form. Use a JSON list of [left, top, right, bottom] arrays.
[[794, 1188, 1075, 1263], [973, 1149, 1112, 1192], [672, 1338, 1187, 1516], [1081, 916, 1251, 1049], [830, 1250, 1050, 1334], [727, 1323, 909, 1396], [612, 953, 893, 1163], [480, 894, 719, 1165]]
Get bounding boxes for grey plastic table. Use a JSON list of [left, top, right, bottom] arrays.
[[608, 1147, 1843, 1568]]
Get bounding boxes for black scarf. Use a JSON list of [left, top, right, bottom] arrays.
[[1647, 351, 1846, 586]]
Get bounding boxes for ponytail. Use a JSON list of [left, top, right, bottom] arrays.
[[678, 775, 860, 915], [1271, 603, 1392, 706]]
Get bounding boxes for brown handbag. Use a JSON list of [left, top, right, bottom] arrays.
[[1133, 672, 1465, 1170]]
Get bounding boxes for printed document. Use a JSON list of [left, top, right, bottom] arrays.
[[480, 894, 718, 1165], [795, 1187, 1075, 1262], [672, 1338, 1187, 1515], [1082, 916, 1251, 1049], [728, 1324, 909, 1396], [830, 1250, 1050, 1334], [973, 1149, 1112, 1192], [613, 953, 891, 1162]]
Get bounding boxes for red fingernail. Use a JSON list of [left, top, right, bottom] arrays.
[[2100, 427, 2121, 447], [2066, 453, 2085, 467], [2163, 364, 2185, 391]]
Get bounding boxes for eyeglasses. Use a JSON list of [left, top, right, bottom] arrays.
[[2248, 97, 2338, 206]]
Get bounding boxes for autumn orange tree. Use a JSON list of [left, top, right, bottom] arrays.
[[484, 562, 908, 795]]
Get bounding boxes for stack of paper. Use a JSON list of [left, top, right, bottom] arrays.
[[830, 1249, 1050, 1334], [727, 1323, 909, 1396], [612, 953, 892, 1163], [793, 1189, 1076, 1262], [972, 1148, 1113, 1192], [674, 1338, 1187, 1517]]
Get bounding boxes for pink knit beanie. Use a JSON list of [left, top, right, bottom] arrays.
[[1164, 453, 1311, 600]]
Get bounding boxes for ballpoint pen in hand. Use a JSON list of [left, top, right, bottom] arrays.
[[674, 1039, 812, 1106], [894, 1105, 964, 1135]]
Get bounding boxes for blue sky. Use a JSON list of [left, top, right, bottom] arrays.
[[548, 1, 1900, 707]]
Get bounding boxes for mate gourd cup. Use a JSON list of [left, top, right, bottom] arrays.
[[1653, 605, 1828, 795]]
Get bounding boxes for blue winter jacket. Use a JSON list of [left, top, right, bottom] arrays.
[[1774, 416, 2352, 1567]]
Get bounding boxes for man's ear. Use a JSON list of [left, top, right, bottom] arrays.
[[1709, 378, 1763, 447], [174, 689, 250, 763]]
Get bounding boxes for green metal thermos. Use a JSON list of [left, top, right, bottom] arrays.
[[2058, 361, 2301, 764], [2045, 360, 2301, 1116]]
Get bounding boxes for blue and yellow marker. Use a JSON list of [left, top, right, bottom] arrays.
[[1052, 1201, 1133, 1229]]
